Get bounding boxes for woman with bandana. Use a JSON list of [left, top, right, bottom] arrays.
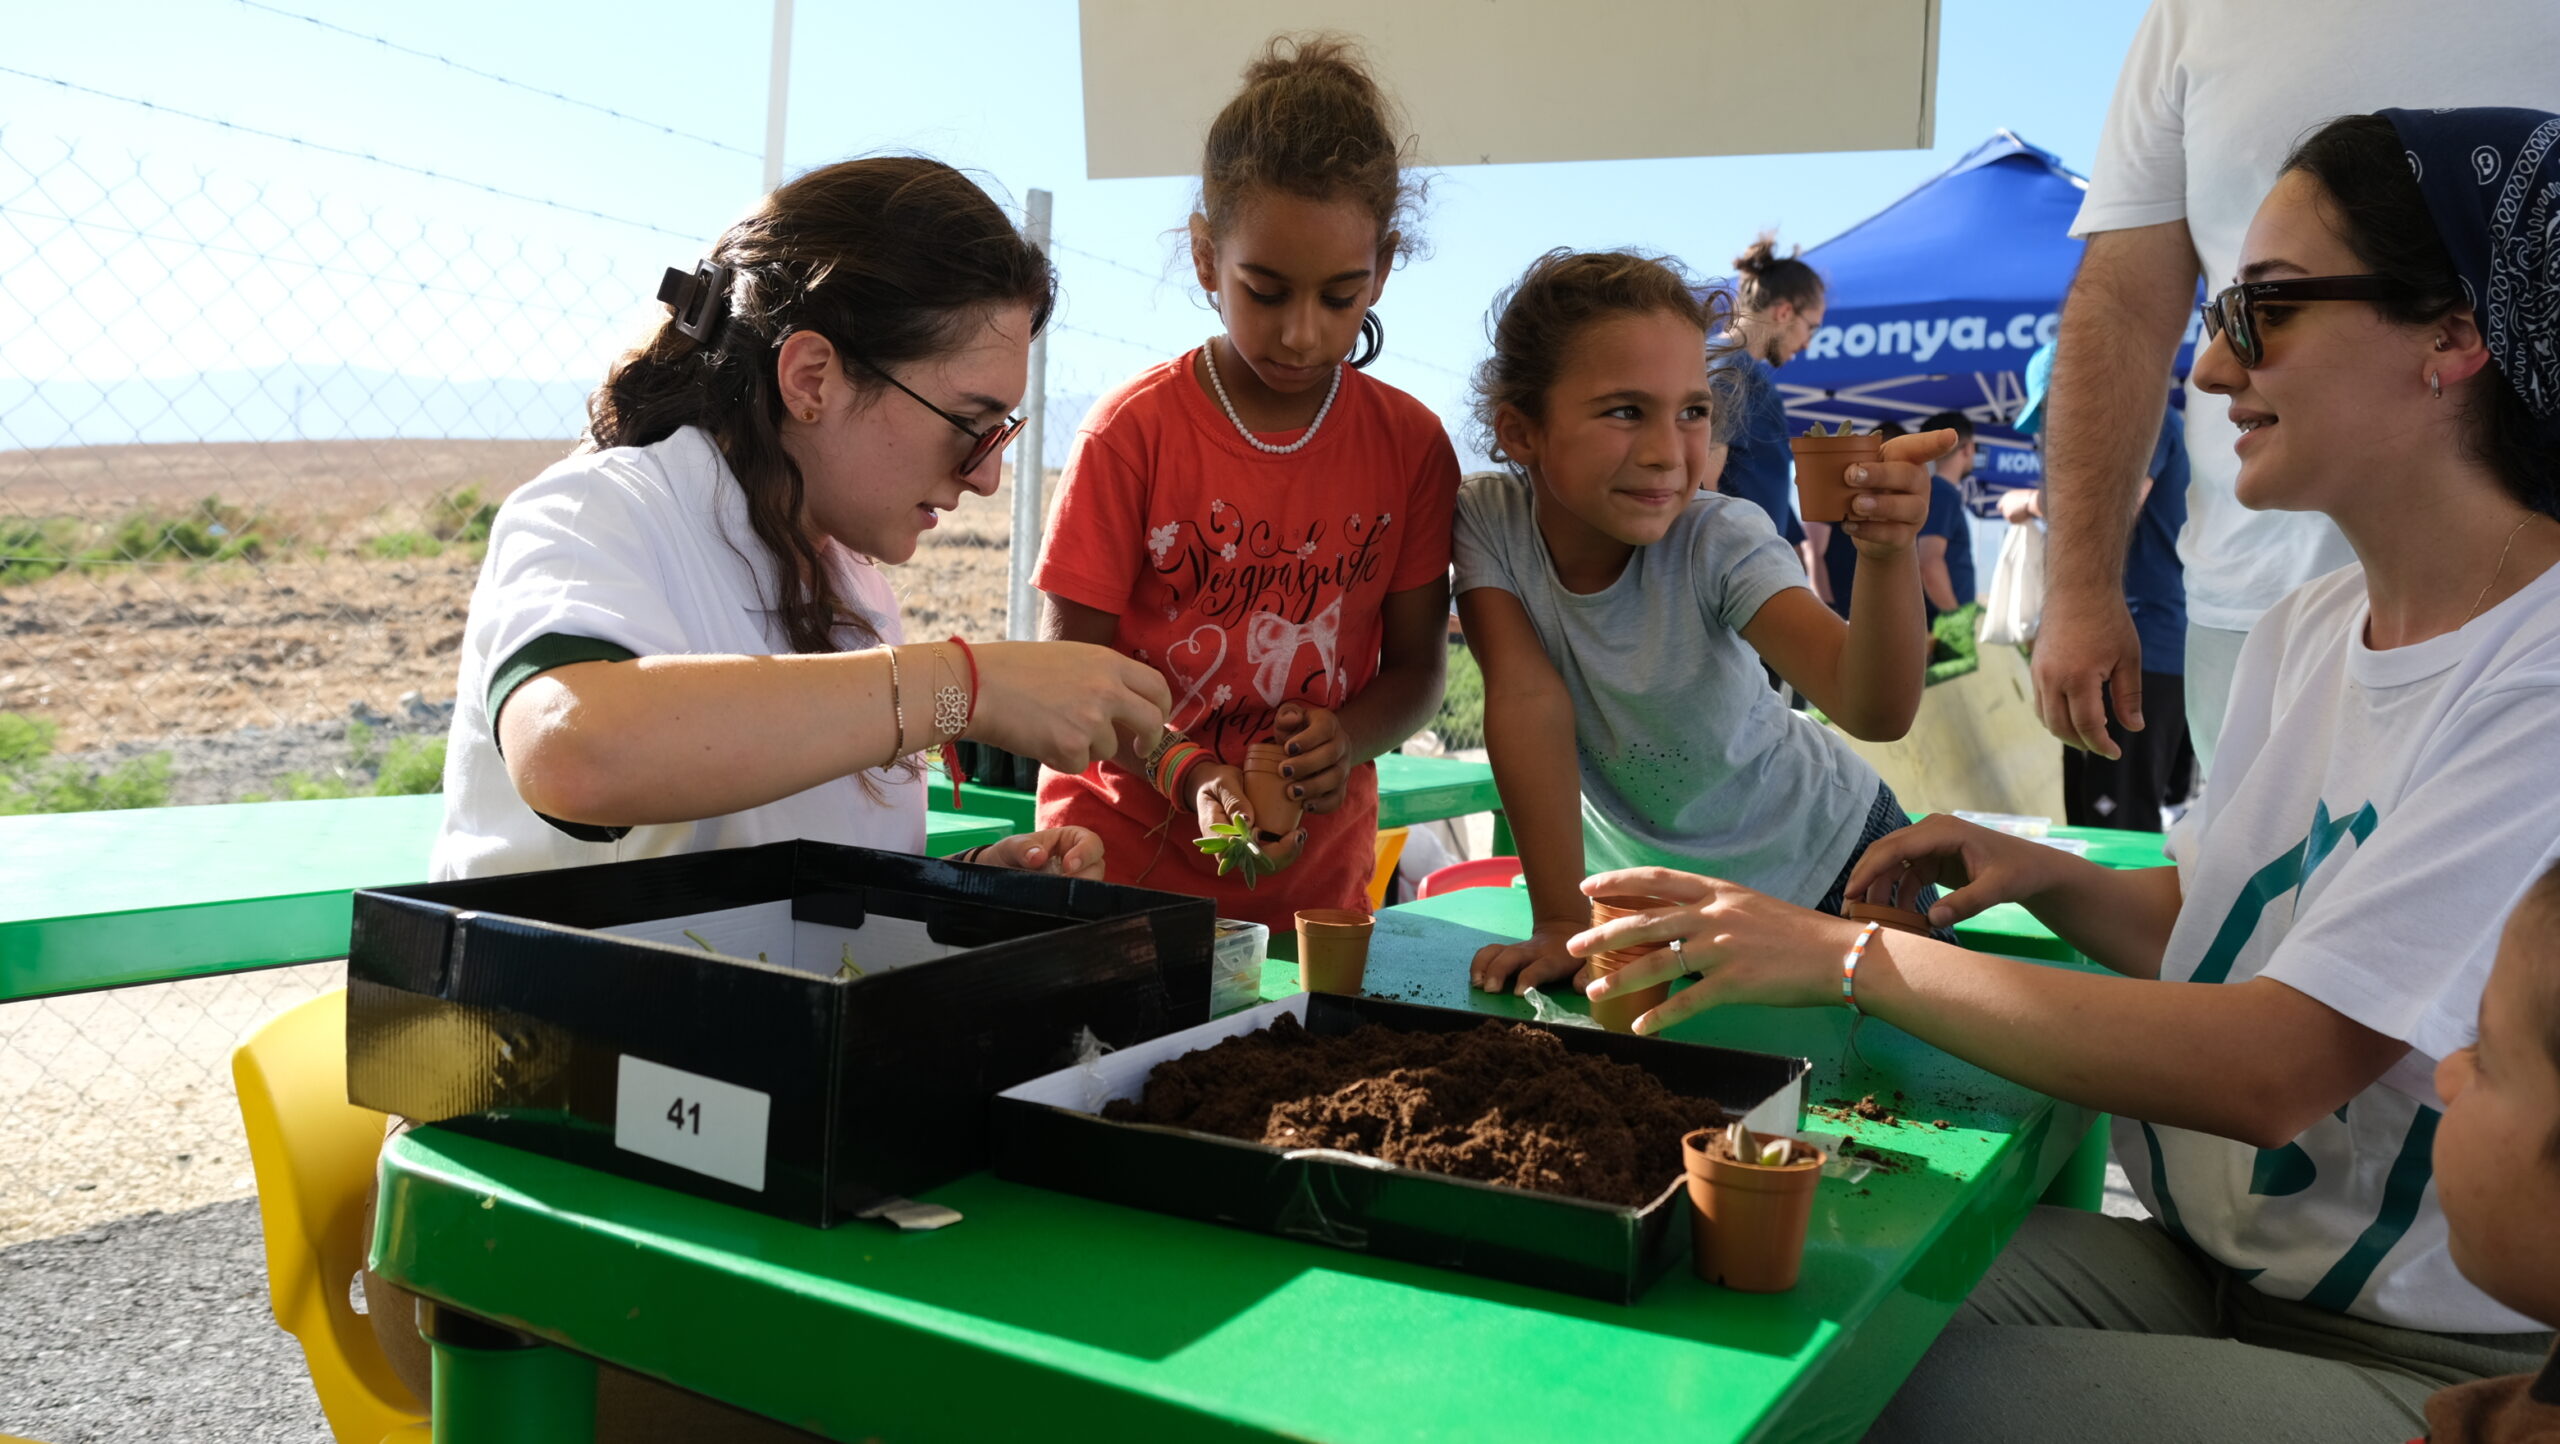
[[1561, 109, 2560, 1440]]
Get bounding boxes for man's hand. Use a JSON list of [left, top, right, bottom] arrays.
[[2033, 586, 2143, 757]]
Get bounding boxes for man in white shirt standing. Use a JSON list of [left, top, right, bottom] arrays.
[[2029, 0, 2560, 772]]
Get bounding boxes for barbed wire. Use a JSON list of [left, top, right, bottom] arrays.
[[1052, 321, 1181, 357], [0, 64, 698, 239], [1051, 240, 1172, 286], [230, 0, 762, 160]]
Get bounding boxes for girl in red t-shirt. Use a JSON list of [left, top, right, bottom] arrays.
[[1034, 35, 1460, 930]]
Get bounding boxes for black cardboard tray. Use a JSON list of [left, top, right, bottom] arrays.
[[346, 839, 1212, 1227], [990, 992, 1808, 1303]]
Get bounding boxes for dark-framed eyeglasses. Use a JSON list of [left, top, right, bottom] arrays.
[[776, 326, 1026, 477], [2199, 275, 2416, 369]]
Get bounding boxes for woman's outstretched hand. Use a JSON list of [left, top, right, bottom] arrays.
[[962, 640, 1171, 773], [1569, 868, 1858, 1033]]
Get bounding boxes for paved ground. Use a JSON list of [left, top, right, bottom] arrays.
[[0, 1198, 329, 1443]]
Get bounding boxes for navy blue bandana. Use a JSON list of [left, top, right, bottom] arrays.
[[2381, 107, 2560, 434]]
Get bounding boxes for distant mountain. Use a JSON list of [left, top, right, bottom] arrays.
[[0, 364, 593, 450]]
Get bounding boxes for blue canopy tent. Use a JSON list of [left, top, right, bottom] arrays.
[[1768, 131, 2195, 496]]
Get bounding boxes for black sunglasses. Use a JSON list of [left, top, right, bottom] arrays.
[[2199, 275, 2416, 368], [778, 327, 1026, 477]]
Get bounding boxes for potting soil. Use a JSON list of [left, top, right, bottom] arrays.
[[1100, 1014, 1727, 1207]]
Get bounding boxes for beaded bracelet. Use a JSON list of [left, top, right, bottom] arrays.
[[1841, 920, 1883, 1016], [882, 645, 909, 769]]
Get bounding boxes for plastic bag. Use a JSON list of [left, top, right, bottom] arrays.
[[1978, 519, 2046, 647]]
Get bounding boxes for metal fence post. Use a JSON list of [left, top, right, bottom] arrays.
[[1006, 187, 1053, 642]]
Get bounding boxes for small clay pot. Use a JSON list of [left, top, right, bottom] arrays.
[[1295, 908, 1373, 995], [1242, 741, 1302, 843], [1586, 895, 1672, 1034], [1842, 900, 1932, 936], [1682, 1125, 1826, 1292], [1787, 430, 1884, 525]]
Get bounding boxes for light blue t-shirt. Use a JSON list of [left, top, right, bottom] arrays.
[[1451, 474, 1881, 906]]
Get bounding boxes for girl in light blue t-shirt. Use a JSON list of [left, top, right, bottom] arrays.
[[1454, 248, 1951, 996]]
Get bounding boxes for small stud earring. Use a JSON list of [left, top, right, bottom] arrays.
[[2434, 337, 2450, 351], [802, 408, 817, 422], [2429, 371, 2443, 399]]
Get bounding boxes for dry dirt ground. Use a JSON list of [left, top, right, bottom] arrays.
[[2, 439, 1024, 761]]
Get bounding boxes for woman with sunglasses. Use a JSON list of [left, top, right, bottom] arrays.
[[1561, 109, 2560, 1439], [430, 156, 1172, 883]]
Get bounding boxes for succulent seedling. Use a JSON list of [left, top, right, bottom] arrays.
[[1194, 816, 1281, 889]]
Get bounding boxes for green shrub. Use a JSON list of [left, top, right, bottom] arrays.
[[429, 485, 497, 544], [0, 752, 172, 815], [366, 530, 443, 560], [85, 497, 265, 569], [0, 711, 56, 766], [0, 518, 80, 586], [372, 736, 447, 795], [245, 726, 444, 802], [1430, 642, 1486, 751]]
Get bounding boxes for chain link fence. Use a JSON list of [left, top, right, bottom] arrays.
[[0, 127, 1143, 1257]]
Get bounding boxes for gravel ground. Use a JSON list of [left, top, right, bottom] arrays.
[[0, 1198, 329, 1443]]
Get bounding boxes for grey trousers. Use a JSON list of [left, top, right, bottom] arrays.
[[1865, 1207, 2552, 1443]]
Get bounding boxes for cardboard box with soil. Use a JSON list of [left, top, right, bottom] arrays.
[[994, 992, 1810, 1302]]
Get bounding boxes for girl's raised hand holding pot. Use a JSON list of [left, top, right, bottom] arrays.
[[1835, 429, 1955, 555]]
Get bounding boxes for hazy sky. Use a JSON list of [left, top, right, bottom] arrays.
[[3, 0, 2152, 458]]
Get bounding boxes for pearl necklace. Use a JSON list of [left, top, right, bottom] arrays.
[[1201, 338, 1342, 455]]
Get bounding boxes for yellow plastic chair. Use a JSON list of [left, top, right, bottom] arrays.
[[233, 988, 431, 1444], [1368, 827, 1409, 911]]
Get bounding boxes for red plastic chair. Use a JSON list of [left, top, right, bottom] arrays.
[[1417, 856, 1523, 898]]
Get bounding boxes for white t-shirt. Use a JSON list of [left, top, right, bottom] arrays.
[[2073, 0, 2560, 633], [2122, 559, 2560, 1333], [432, 426, 925, 880]]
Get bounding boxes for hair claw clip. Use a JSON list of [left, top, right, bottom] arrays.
[[657, 260, 735, 343]]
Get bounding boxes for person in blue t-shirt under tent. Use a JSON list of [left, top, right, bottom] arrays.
[[2006, 342, 2195, 832]]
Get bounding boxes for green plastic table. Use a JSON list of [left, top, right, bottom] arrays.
[[932, 751, 1508, 840], [372, 885, 2096, 1444], [0, 797, 1012, 1003]]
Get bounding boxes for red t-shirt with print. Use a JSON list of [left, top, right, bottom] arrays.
[[1033, 348, 1460, 930]]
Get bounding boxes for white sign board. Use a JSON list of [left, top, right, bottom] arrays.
[[1079, 0, 1939, 180]]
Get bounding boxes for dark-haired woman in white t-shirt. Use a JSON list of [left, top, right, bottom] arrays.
[[1576, 110, 2560, 1440]]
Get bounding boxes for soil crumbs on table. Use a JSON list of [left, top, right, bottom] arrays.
[[1101, 1015, 1726, 1207]]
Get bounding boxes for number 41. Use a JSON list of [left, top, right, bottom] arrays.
[[666, 1098, 701, 1134]]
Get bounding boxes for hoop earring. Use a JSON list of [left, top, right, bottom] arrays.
[[1348, 310, 1384, 370], [2429, 372, 2442, 399]]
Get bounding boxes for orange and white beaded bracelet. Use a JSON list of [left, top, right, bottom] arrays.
[[1841, 920, 1884, 1016]]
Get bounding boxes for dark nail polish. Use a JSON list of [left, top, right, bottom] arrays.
[[1281, 765, 1294, 778], [1291, 786, 1304, 800], [1286, 743, 1301, 757]]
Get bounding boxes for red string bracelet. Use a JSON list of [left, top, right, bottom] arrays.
[[942, 636, 980, 808]]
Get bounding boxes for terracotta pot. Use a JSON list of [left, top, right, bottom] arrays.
[[1682, 1126, 1826, 1292], [1242, 741, 1302, 843], [1842, 900, 1932, 936], [1586, 895, 1672, 1034], [1294, 908, 1373, 995], [1787, 430, 1884, 525]]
